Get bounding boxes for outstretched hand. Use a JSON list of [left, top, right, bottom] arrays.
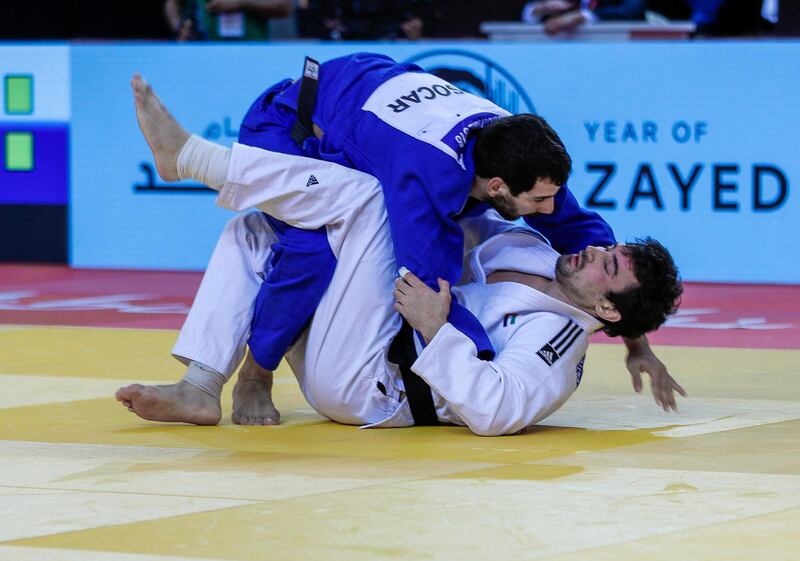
[[626, 349, 687, 412], [393, 269, 451, 344]]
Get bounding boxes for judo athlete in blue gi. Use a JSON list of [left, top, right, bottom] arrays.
[[237, 53, 616, 379]]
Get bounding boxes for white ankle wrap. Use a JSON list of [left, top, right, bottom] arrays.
[[176, 134, 231, 191], [182, 360, 227, 399]]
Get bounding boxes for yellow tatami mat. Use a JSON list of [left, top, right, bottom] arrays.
[[1, 326, 798, 561]]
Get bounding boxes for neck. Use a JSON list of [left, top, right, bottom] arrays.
[[547, 280, 584, 310], [488, 270, 591, 314], [470, 176, 488, 201]]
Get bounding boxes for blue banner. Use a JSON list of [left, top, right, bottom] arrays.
[[5, 43, 799, 282]]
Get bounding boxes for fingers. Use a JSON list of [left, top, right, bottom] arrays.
[[640, 369, 684, 412], [651, 385, 668, 412], [394, 278, 408, 295], [393, 290, 407, 305], [656, 383, 673, 411], [398, 267, 421, 287], [397, 268, 449, 292], [652, 380, 679, 412], [630, 370, 643, 393], [395, 269, 450, 306]]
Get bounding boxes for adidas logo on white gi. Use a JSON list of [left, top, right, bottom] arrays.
[[537, 347, 557, 366], [306, 175, 319, 187]]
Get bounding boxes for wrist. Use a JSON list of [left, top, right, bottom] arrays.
[[623, 335, 650, 354], [421, 320, 447, 344]]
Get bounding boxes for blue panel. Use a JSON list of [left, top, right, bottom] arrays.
[[0, 123, 68, 204]]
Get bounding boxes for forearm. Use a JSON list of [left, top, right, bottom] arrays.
[[623, 334, 651, 355]]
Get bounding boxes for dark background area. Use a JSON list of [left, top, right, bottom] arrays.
[[2, 0, 173, 40]]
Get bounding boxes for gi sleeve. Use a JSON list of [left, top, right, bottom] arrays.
[[411, 316, 584, 437], [523, 186, 616, 254]]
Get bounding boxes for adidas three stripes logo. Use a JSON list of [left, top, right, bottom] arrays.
[[536, 319, 583, 367]]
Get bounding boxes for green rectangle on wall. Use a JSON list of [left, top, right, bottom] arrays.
[[5, 75, 33, 115], [5, 132, 34, 171]]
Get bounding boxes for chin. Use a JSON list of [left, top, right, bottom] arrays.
[[554, 255, 570, 281], [490, 204, 515, 221]]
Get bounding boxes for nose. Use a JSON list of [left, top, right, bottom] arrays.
[[585, 246, 607, 260], [537, 199, 555, 215]]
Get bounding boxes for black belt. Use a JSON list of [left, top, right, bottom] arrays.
[[388, 319, 439, 426], [291, 56, 320, 146]]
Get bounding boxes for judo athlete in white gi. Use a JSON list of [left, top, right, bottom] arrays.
[[116, 77, 685, 435]]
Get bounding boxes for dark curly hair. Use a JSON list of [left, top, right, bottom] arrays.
[[601, 238, 683, 338], [473, 114, 572, 196]]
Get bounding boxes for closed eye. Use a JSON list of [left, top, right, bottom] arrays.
[[605, 245, 619, 277]]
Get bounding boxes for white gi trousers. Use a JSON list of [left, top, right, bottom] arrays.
[[172, 144, 407, 426]]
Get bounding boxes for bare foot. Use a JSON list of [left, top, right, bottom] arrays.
[[131, 74, 190, 182], [116, 381, 221, 425], [232, 354, 280, 426]]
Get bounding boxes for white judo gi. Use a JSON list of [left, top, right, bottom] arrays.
[[173, 143, 603, 436]]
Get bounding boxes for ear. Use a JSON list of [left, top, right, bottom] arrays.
[[486, 177, 507, 197], [594, 299, 621, 323]]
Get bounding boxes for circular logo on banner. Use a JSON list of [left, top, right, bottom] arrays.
[[406, 50, 536, 115]]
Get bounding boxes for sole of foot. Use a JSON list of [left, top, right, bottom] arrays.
[[131, 74, 189, 182]]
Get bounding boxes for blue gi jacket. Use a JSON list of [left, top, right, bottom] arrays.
[[240, 52, 614, 368]]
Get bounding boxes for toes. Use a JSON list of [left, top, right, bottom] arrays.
[[131, 74, 145, 92], [116, 384, 144, 401], [131, 74, 152, 97], [233, 414, 279, 426]]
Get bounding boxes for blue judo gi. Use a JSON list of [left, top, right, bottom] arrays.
[[238, 52, 615, 370]]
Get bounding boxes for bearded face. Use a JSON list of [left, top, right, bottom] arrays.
[[487, 190, 520, 220]]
